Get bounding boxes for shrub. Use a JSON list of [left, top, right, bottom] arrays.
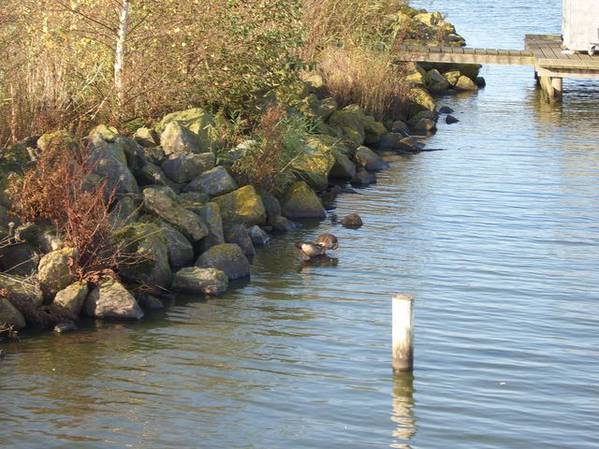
[[316, 45, 410, 119], [232, 105, 310, 194]]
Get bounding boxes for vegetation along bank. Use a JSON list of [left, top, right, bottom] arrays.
[[0, 2, 484, 341]]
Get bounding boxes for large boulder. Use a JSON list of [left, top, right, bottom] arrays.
[[109, 195, 141, 227], [37, 130, 78, 153], [257, 189, 282, 224], [248, 225, 271, 246], [38, 247, 78, 300], [213, 185, 266, 227], [195, 243, 251, 280], [291, 135, 336, 192], [196, 202, 225, 252], [171, 267, 228, 296], [363, 116, 387, 145], [160, 122, 200, 156], [425, 69, 451, 93], [113, 222, 172, 289], [281, 181, 326, 220], [454, 75, 478, 91], [0, 242, 38, 276], [53, 281, 89, 315], [0, 274, 43, 307], [327, 106, 366, 147], [355, 146, 389, 171], [185, 166, 238, 197], [158, 222, 194, 270], [329, 150, 356, 179], [142, 187, 208, 242], [89, 138, 139, 195], [156, 108, 217, 149], [224, 224, 255, 258], [84, 278, 144, 320], [161, 152, 215, 184], [408, 87, 436, 117], [133, 127, 158, 147], [0, 298, 26, 330]]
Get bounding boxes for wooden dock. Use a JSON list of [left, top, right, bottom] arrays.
[[397, 34, 599, 100]]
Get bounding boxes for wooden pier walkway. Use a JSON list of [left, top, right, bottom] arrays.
[[397, 34, 599, 100]]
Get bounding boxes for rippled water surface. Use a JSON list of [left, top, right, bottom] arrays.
[[2, 1, 599, 448]]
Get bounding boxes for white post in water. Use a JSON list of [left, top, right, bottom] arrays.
[[392, 294, 414, 373]]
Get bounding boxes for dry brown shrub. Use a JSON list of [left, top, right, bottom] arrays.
[[8, 140, 118, 280], [316, 45, 410, 119]]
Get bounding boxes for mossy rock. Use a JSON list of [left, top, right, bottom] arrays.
[[291, 135, 336, 192], [195, 243, 250, 280], [37, 130, 77, 153], [408, 87, 436, 118], [0, 273, 43, 307], [327, 106, 367, 147], [38, 247, 78, 300], [213, 185, 266, 227], [281, 181, 325, 220], [156, 108, 220, 152]]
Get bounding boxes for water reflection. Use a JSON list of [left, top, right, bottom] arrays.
[[390, 373, 416, 449]]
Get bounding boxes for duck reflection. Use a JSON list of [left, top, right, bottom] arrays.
[[298, 255, 339, 273], [390, 372, 416, 449]]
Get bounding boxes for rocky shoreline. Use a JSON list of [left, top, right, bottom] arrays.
[[0, 6, 483, 342]]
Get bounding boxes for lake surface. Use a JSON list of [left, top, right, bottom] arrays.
[[1, 0, 599, 447]]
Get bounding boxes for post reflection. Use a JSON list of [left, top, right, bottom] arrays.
[[390, 372, 416, 449]]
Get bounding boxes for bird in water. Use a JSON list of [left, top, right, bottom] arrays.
[[295, 241, 327, 260], [295, 233, 339, 261], [315, 233, 339, 250]]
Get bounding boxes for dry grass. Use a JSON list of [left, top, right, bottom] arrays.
[[316, 45, 410, 119]]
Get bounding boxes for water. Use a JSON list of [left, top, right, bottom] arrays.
[[2, 0, 599, 447]]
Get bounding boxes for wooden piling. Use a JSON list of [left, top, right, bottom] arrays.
[[392, 294, 414, 373]]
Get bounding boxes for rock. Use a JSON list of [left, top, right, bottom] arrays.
[[291, 135, 336, 192], [195, 244, 250, 280], [84, 278, 144, 320], [443, 71, 461, 86], [281, 181, 326, 220], [158, 222, 194, 270], [37, 130, 77, 153], [15, 223, 63, 253], [0, 298, 26, 330], [315, 97, 338, 120], [162, 153, 215, 184], [454, 75, 478, 91], [224, 224, 255, 258], [351, 169, 377, 187], [109, 195, 141, 227], [53, 281, 89, 315], [248, 225, 271, 246], [446, 115, 459, 125], [178, 191, 210, 212], [408, 87, 436, 115], [355, 146, 389, 171], [142, 146, 166, 165], [363, 116, 387, 145], [438, 106, 455, 114], [137, 294, 164, 311], [38, 247, 78, 300], [414, 11, 443, 26], [156, 108, 218, 151], [172, 267, 228, 295], [113, 222, 172, 288], [327, 106, 366, 147], [185, 166, 237, 197], [425, 69, 451, 93], [257, 189, 282, 224], [0, 274, 43, 306], [160, 122, 200, 156], [270, 216, 295, 233], [213, 185, 266, 227], [391, 120, 409, 134], [196, 202, 225, 252], [0, 242, 38, 276], [142, 187, 208, 242], [341, 213, 363, 229], [88, 124, 118, 145], [412, 118, 436, 132], [301, 72, 327, 98], [53, 322, 78, 334], [475, 76, 486, 88], [89, 139, 139, 195], [133, 127, 158, 147], [379, 133, 420, 152], [406, 69, 425, 86], [329, 150, 356, 179]]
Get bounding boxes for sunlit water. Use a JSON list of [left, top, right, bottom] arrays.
[[2, 1, 599, 448]]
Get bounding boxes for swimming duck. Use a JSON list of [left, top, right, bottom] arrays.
[[315, 233, 339, 250], [295, 241, 327, 260]]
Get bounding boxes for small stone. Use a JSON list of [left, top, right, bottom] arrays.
[[446, 115, 460, 125], [439, 106, 455, 114], [248, 225, 271, 246], [53, 322, 78, 334], [355, 146, 389, 171], [475, 76, 486, 88], [351, 169, 377, 187], [341, 213, 363, 229], [137, 294, 164, 311], [172, 267, 228, 296]]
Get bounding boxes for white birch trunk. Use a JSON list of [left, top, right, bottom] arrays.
[[114, 0, 130, 107]]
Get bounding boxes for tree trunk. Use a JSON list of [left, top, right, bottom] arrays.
[[114, 0, 130, 108]]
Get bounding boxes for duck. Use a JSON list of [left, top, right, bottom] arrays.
[[315, 233, 339, 250], [295, 241, 327, 260]]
